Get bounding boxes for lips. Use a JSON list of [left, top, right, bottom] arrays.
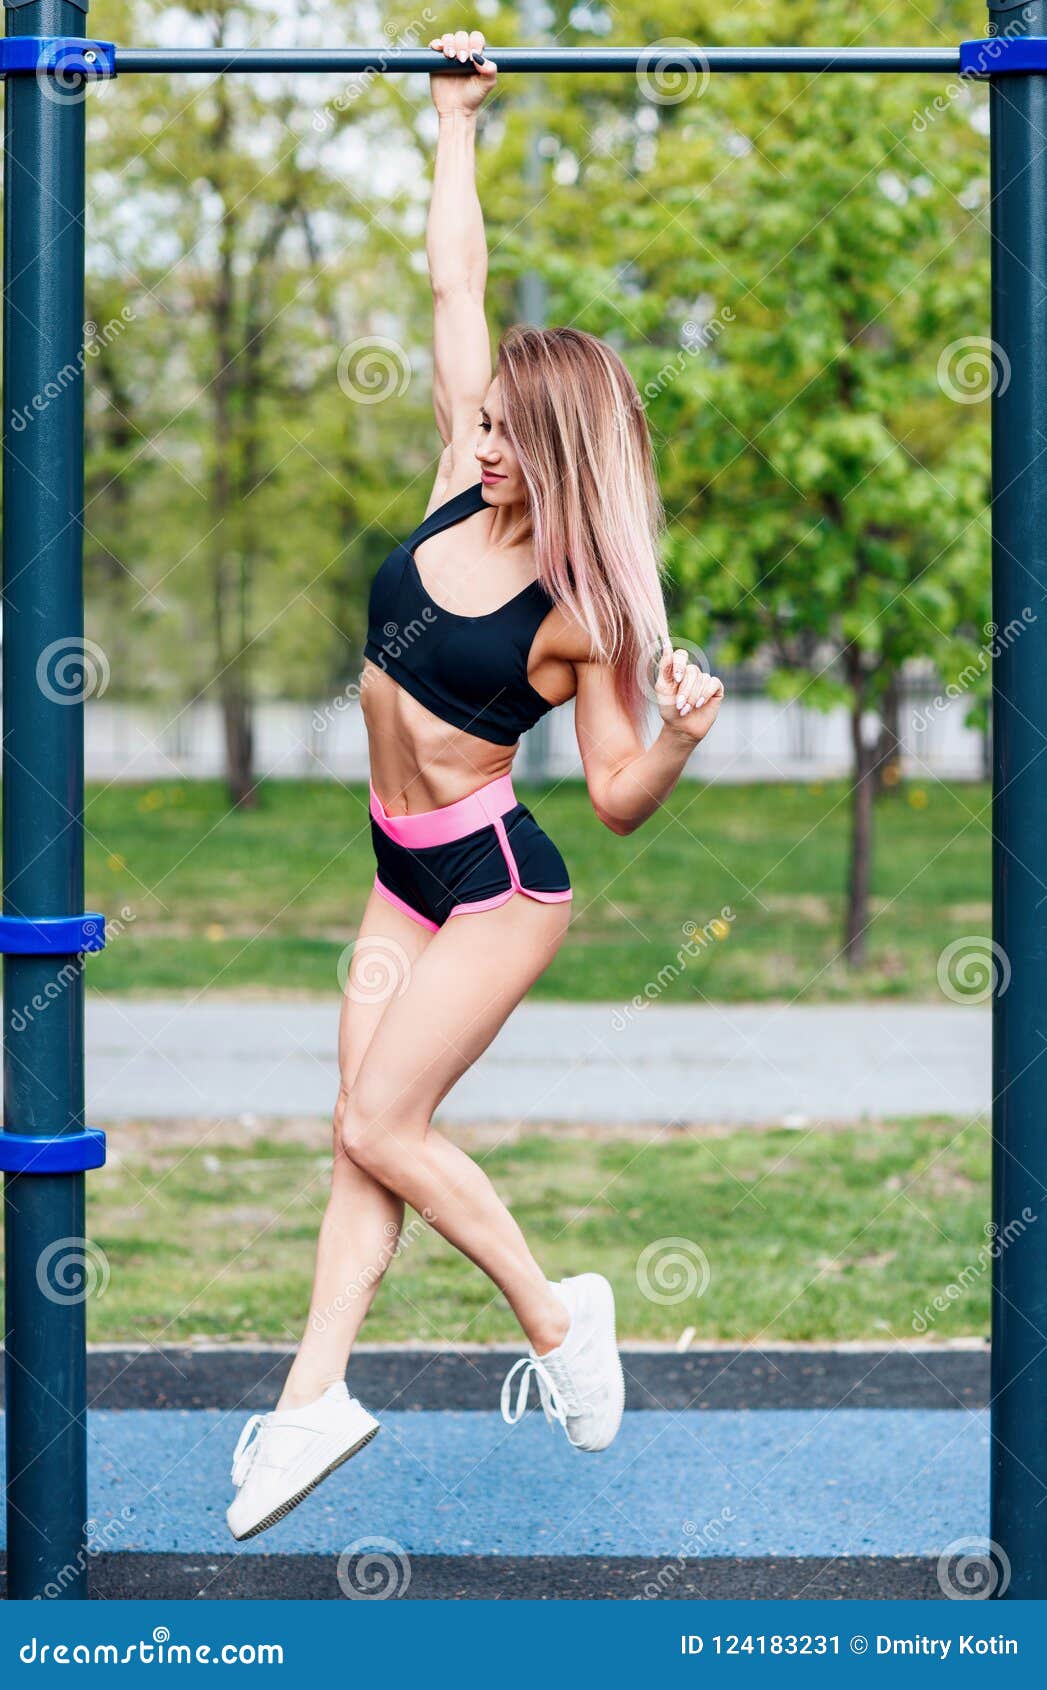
[[480, 471, 506, 485]]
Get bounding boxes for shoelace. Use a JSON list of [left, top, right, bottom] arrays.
[[230, 1413, 268, 1487], [500, 1356, 570, 1429]]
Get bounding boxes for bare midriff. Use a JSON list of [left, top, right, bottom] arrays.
[[361, 660, 518, 815]]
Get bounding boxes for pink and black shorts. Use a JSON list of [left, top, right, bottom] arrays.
[[369, 774, 572, 933]]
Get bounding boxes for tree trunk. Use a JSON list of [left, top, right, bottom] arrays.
[[982, 709, 993, 782], [875, 670, 903, 795], [844, 663, 875, 968], [208, 82, 257, 809], [221, 678, 255, 808]]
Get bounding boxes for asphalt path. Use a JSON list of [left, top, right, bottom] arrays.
[[76, 1000, 988, 1124]]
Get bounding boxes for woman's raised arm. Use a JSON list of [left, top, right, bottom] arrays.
[[426, 32, 498, 497]]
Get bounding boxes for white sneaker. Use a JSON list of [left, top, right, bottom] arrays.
[[226, 1381, 379, 1541], [500, 1273, 625, 1452]]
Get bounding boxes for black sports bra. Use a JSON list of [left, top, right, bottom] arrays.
[[365, 483, 557, 746]]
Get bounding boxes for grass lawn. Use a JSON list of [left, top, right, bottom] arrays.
[[73, 777, 988, 1001], [60, 1114, 989, 1347]]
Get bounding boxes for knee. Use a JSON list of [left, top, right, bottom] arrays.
[[338, 1085, 398, 1177], [332, 1082, 367, 1167]]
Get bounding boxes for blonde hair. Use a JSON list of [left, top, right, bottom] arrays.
[[497, 326, 668, 724]]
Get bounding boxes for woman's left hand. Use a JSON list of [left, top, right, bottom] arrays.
[[655, 645, 725, 744], [429, 30, 497, 113]]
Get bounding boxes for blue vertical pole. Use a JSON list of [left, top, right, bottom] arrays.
[[988, 0, 1047, 1598], [2, 0, 93, 1599]]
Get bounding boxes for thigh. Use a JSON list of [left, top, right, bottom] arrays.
[[351, 894, 570, 1128], [337, 886, 435, 1091]]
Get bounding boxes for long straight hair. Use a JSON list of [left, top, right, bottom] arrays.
[[497, 326, 668, 725]]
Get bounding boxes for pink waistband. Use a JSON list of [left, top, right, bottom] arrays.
[[369, 773, 519, 848]]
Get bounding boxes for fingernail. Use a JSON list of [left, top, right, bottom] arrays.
[[681, 704, 692, 716]]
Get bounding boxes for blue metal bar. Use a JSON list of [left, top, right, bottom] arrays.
[[962, 35, 1047, 75], [0, 1130, 106, 1174], [0, 914, 106, 953], [0, 33, 113, 74]]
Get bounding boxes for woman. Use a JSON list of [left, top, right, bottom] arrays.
[[227, 28, 724, 1541]]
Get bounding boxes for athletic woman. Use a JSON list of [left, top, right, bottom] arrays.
[[227, 28, 724, 1541]]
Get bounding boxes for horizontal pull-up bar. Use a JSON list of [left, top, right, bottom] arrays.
[[112, 46, 963, 75], [10, 38, 1045, 81]]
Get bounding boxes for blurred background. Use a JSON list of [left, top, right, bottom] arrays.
[[0, 1, 997, 1347]]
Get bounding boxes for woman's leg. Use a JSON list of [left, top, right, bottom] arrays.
[[339, 894, 573, 1355], [276, 890, 433, 1411]]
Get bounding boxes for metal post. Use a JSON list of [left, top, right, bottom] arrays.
[[988, 0, 1047, 1600], [518, 0, 551, 785], [3, 0, 92, 1599]]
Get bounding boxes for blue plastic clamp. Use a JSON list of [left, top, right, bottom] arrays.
[[0, 914, 106, 954], [960, 37, 1047, 77], [0, 1128, 107, 1174], [0, 37, 117, 79]]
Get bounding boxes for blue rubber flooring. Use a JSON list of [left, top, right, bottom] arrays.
[[0, 1409, 987, 1557]]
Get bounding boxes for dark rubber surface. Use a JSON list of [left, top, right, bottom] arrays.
[[0, 1553, 947, 1602], [38, 1346, 988, 1413], [0, 1350, 974, 1601]]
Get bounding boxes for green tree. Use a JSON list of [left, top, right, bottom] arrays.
[[479, 0, 992, 966], [85, 0, 437, 801]]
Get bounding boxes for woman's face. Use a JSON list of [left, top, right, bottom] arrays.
[[475, 376, 526, 505]]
